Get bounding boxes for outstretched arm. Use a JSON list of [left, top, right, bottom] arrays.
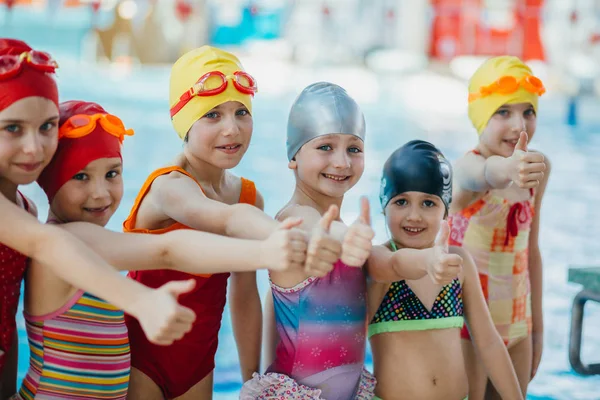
[[366, 222, 462, 285], [60, 220, 305, 274], [0, 194, 195, 346]]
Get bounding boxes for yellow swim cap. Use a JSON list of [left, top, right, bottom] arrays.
[[468, 56, 543, 135], [169, 46, 254, 139]]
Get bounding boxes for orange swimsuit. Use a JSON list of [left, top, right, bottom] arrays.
[[123, 166, 256, 398]]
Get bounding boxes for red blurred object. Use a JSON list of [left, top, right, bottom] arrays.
[[175, 0, 193, 21], [429, 0, 545, 61]]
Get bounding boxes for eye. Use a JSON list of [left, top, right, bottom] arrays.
[[317, 144, 332, 151], [73, 173, 88, 181], [3, 124, 20, 134], [524, 108, 536, 117], [40, 121, 57, 133], [394, 199, 407, 206], [423, 200, 436, 208], [204, 111, 219, 119], [236, 109, 250, 116], [348, 146, 362, 154], [106, 170, 120, 179], [495, 109, 509, 117]]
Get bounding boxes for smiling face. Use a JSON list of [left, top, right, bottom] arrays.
[[290, 133, 365, 198], [50, 157, 123, 227], [0, 97, 59, 186], [384, 191, 446, 250], [479, 102, 537, 158], [184, 100, 253, 170]]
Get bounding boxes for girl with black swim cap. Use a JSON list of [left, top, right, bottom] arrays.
[[365, 140, 523, 400]]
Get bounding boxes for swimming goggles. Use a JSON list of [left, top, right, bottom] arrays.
[[59, 113, 134, 143], [170, 70, 258, 117], [0, 51, 58, 80], [468, 74, 545, 103]]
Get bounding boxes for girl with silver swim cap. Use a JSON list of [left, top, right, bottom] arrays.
[[450, 56, 550, 398], [367, 140, 523, 400], [242, 82, 377, 399]]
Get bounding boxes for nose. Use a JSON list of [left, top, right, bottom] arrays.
[[221, 115, 241, 138], [331, 149, 350, 169], [89, 179, 110, 201], [21, 131, 43, 157], [406, 204, 422, 222], [511, 113, 526, 133]]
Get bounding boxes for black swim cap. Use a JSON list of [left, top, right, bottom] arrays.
[[379, 140, 452, 211]]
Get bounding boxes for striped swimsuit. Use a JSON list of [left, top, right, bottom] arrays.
[[16, 291, 130, 399]]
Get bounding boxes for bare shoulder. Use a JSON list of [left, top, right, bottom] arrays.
[[277, 204, 320, 221]]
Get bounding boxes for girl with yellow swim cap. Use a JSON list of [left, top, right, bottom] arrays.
[[121, 46, 343, 399], [448, 56, 551, 399]]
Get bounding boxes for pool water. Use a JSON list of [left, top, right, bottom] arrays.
[[8, 49, 600, 399]]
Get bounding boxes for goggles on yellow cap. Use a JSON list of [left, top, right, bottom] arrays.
[[468, 74, 545, 103], [170, 70, 258, 118]]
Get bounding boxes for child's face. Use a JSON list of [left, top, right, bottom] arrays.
[[385, 191, 445, 250], [291, 133, 364, 198], [185, 101, 253, 170], [51, 157, 123, 227], [479, 102, 537, 158], [0, 97, 59, 185]]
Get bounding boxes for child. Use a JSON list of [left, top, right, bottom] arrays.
[[449, 56, 550, 398], [123, 46, 336, 400], [0, 38, 194, 399], [12, 100, 306, 400], [367, 140, 523, 400], [243, 83, 460, 400]]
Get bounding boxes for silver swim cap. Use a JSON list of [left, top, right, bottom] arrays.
[[286, 82, 366, 161]]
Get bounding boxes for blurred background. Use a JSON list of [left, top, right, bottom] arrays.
[[2, 0, 600, 398]]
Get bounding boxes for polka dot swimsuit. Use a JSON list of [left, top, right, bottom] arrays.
[[0, 192, 29, 374], [368, 278, 464, 337]]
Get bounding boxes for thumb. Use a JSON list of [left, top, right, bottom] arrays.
[[162, 279, 196, 298], [358, 196, 371, 226], [319, 204, 338, 233], [514, 131, 528, 153], [435, 220, 450, 249], [279, 217, 303, 230]]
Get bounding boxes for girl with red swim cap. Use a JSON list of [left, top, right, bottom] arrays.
[[0, 39, 197, 398], [10, 100, 306, 400]]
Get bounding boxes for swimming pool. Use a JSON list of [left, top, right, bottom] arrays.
[[9, 47, 600, 399]]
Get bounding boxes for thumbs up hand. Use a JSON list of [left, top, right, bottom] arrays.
[[341, 197, 375, 268], [425, 221, 462, 285], [261, 217, 308, 272], [507, 131, 546, 189], [304, 205, 342, 277]]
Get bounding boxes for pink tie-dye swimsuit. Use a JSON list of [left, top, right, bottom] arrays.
[[267, 260, 369, 400]]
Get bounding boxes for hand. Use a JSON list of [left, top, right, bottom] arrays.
[[426, 221, 462, 285], [261, 217, 308, 271], [341, 197, 375, 267], [507, 131, 546, 189], [305, 205, 342, 277], [130, 279, 197, 346], [531, 330, 543, 380]]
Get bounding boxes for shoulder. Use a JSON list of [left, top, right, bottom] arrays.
[[278, 204, 321, 221]]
